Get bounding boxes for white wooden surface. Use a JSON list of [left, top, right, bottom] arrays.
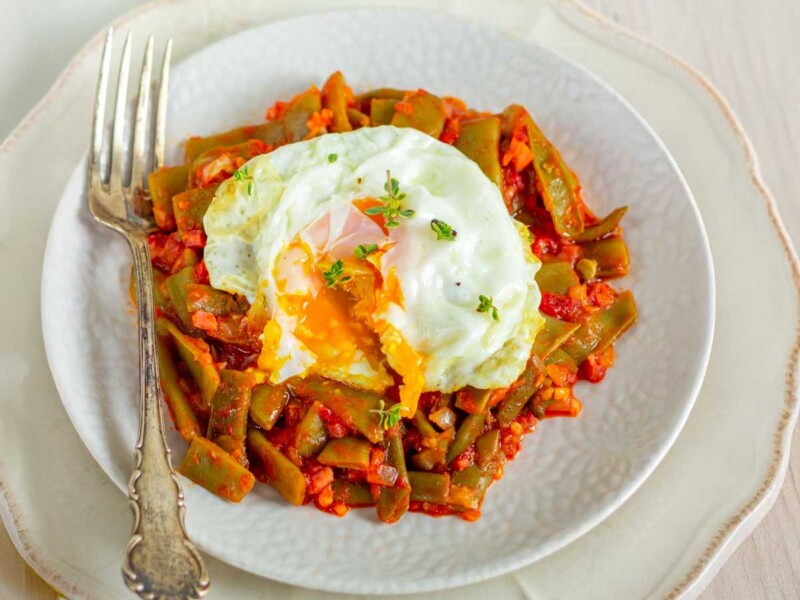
[[1, 0, 799, 598]]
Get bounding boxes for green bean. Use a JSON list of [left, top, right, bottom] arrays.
[[391, 91, 446, 138], [356, 88, 406, 105], [377, 430, 411, 523], [475, 429, 500, 470], [412, 409, 438, 438], [497, 355, 544, 427], [184, 126, 256, 164], [321, 71, 352, 133], [572, 206, 628, 243], [370, 98, 396, 126], [183, 283, 239, 316], [580, 238, 631, 278], [545, 348, 577, 371], [535, 261, 580, 294], [148, 164, 188, 229], [449, 465, 493, 510], [156, 336, 202, 441], [292, 377, 384, 443], [165, 266, 200, 334], [446, 413, 485, 464], [575, 258, 598, 281], [411, 447, 445, 471], [247, 429, 307, 505], [178, 436, 254, 502], [157, 317, 219, 408], [207, 370, 255, 464], [249, 383, 289, 431], [333, 480, 376, 507], [455, 117, 502, 187], [346, 107, 370, 129], [295, 402, 328, 458], [408, 471, 450, 505], [561, 290, 637, 364], [173, 186, 217, 234], [533, 315, 581, 360], [502, 105, 584, 237], [252, 121, 286, 147], [129, 267, 176, 320], [318, 436, 371, 471], [454, 387, 493, 415], [282, 89, 322, 142]]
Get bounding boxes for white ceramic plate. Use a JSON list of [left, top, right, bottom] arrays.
[[40, 10, 713, 595]]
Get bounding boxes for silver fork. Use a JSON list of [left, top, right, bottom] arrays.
[[88, 28, 209, 599]]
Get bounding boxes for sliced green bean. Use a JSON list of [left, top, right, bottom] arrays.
[[178, 436, 254, 502], [455, 117, 502, 187], [148, 164, 188, 230], [156, 336, 202, 441], [207, 370, 255, 464], [318, 436, 371, 470], [333, 480, 376, 507], [292, 377, 384, 443], [247, 429, 307, 505], [377, 430, 410, 523], [572, 206, 628, 243], [535, 261, 580, 294], [165, 266, 201, 334], [412, 409, 438, 438], [183, 283, 239, 316], [408, 471, 450, 505], [533, 315, 581, 360], [370, 98, 396, 126], [411, 447, 445, 471], [391, 91, 446, 138], [173, 186, 217, 234], [321, 71, 352, 133], [249, 383, 289, 431], [346, 107, 370, 129], [446, 413, 485, 464], [545, 348, 578, 371], [497, 355, 544, 427], [295, 402, 328, 458], [190, 141, 267, 187], [282, 89, 322, 142], [475, 429, 501, 470], [561, 290, 637, 364], [184, 126, 256, 164], [502, 105, 584, 237], [580, 238, 631, 278], [356, 88, 406, 103], [454, 387, 493, 415], [157, 316, 219, 408], [449, 465, 493, 510]]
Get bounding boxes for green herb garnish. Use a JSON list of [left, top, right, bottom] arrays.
[[322, 259, 351, 288], [371, 400, 403, 430], [431, 219, 457, 241], [233, 165, 253, 195], [328, 153, 338, 163], [364, 170, 415, 228], [477, 295, 499, 320], [354, 243, 379, 259]]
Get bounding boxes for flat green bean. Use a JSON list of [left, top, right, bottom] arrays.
[[572, 206, 628, 243], [148, 164, 188, 229], [533, 315, 581, 360], [446, 413, 485, 464], [178, 436, 254, 502], [295, 402, 328, 458], [561, 290, 637, 364], [455, 117, 502, 187], [333, 480, 376, 507], [391, 91, 446, 138], [535, 261, 580, 294], [377, 430, 410, 523], [318, 437, 371, 470], [157, 316, 219, 409], [156, 336, 202, 441], [408, 471, 450, 505], [370, 98, 396, 126], [580, 238, 631, 278], [321, 71, 352, 133], [247, 429, 307, 505], [249, 383, 289, 431], [497, 355, 544, 427], [207, 370, 255, 464]]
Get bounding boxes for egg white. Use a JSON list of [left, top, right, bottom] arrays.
[[203, 125, 543, 393]]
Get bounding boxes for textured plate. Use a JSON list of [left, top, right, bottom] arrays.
[[40, 10, 713, 595]]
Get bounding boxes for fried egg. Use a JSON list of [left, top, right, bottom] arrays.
[[203, 125, 543, 415]]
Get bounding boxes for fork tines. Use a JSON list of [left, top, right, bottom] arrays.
[[88, 29, 172, 224]]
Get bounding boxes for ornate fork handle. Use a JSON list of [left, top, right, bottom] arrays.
[[121, 235, 209, 599]]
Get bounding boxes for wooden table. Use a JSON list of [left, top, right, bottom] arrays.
[[2, 0, 799, 597]]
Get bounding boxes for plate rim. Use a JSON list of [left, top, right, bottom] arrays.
[[38, 7, 715, 594], [0, 0, 795, 598]]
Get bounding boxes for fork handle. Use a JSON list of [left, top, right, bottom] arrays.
[[122, 234, 209, 600]]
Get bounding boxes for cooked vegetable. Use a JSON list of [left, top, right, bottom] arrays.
[[148, 164, 188, 230], [295, 402, 328, 458], [561, 291, 637, 364], [497, 356, 544, 427], [572, 206, 628, 243], [249, 383, 288, 431], [377, 430, 411, 523], [580, 238, 631, 278], [178, 436, 254, 502], [173, 186, 217, 235], [207, 370, 255, 464], [370, 98, 396, 126], [455, 117, 502, 187], [536, 261, 580, 294], [533, 315, 581, 360], [447, 413, 485, 464], [156, 336, 202, 441], [333, 480, 376, 507], [390, 91, 446, 138], [321, 71, 352, 133], [318, 437, 371, 470], [247, 429, 306, 505], [157, 316, 219, 408], [409, 471, 450, 505]]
